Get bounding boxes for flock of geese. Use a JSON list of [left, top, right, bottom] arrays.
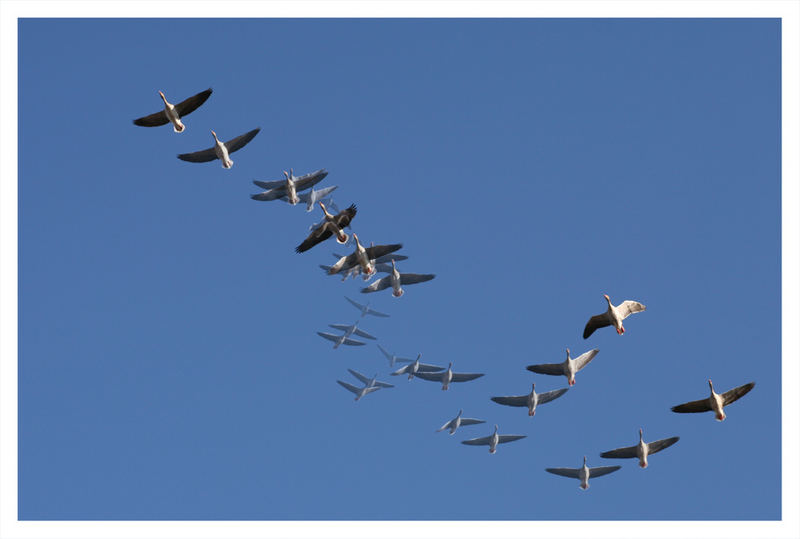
[[134, 87, 757, 492]]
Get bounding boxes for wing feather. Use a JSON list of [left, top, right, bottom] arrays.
[[618, 300, 646, 320], [545, 467, 580, 479], [399, 273, 436, 285], [364, 243, 403, 261], [177, 146, 218, 163], [525, 363, 564, 376], [647, 436, 680, 455], [574, 349, 599, 371], [497, 435, 526, 444], [537, 387, 569, 404], [133, 109, 169, 127], [223, 128, 260, 154], [599, 445, 638, 459], [671, 397, 712, 414], [583, 313, 611, 339], [461, 436, 491, 446], [174, 88, 213, 117], [491, 395, 528, 407], [588, 465, 621, 478], [451, 372, 484, 382], [721, 382, 755, 406], [361, 276, 392, 293]]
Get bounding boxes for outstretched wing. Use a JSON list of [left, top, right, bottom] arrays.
[[293, 169, 328, 191], [451, 372, 484, 383], [588, 465, 621, 478], [583, 313, 611, 339], [365, 243, 403, 261], [177, 145, 218, 163], [497, 435, 526, 444], [399, 273, 436, 286], [459, 418, 485, 426], [351, 327, 376, 340], [545, 467, 580, 479], [618, 300, 646, 320], [574, 349, 599, 371], [412, 371, 443, 383], [296, 223, 335, 253], [223, 128, 260, 154], [490, 395, 528, 407], [133, 109, 169, 127], [361, 276, 392, 293], [599, 444, 638, 459], [251, 189, 285, 202], [347, 369, 371, 385], [336, 380, 361, 396], [537, 387, 569, 404], [174, 88, 213, 117], [461, 436, 492, 446], [525, 363, 564, 376], [374, 253, 408, 264], [436, 419, 454, 432], [333, 204, 357, 228], [252, 179, 286, 190], [722, 382, 755, 406], [671, 397, 712, 414], [647, 436, 680, 455]]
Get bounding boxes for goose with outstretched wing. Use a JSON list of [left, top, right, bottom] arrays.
[[177, 128, 260, 169], [133, 88, 212, 133], [461, 424, 526, 454], [671, 380, 755, 421], [600, 428, 679, 468], [491, 383, 569, 417], [583, 294, 646, 338], [526, 348, 598, 386], [546, 456, 621, 490], [413, 362, 484, 391], [296, 203, 357, 253]]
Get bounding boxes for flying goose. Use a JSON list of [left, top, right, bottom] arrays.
[[336, 369, 393, 401], [321, 252, 409, 282], [317, 321, 376, 349], [133, 88, 212, 133], [296, 203, 357, 253], [671, 380, 755, 421], [490, 383, 569, 416], [346, 296, 389, 318], [583, 294, 646, 338], [461, 424, 526, 454], [360, 259, 435, 297], [437, 409, 486, 435], [545, 456, 621, 490], [327, 234, 402, 277], [390, 353, 445, 380], [413, 362, 484, 391], [251, 168, 329, 205], [599, 428, 679, 468], [526, 348, 599, 386], [177, 128, 260, 169], [281, 185, 338, 212]]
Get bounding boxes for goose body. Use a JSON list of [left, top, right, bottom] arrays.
[[491, 383, 569, 416], [583, 294, 646, 338], [177, 128, 260, 169], [546, 456, 621, 490], [437, 409, 486, 435], [296, 203, 357, 253], [526, 348, 598, 386], [327, 235, 402, 276], [133, 88, 212, 133], [413, 362, 484, 391], [461, 424, 526, 454], [599, 428, 680, 468], [671, 379, 755, 421], [360, 259, 435, 297]]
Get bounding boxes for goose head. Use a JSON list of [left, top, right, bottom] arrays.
[[158, 90, 168, 103], [318, 201, 333, 218], [639, 428, 644, 441], [565, 347, 571, 360], [457, 409, 463, 417], [583, 455, 588, 467], [493, 424, 499, 434], [210, 130, 219, 142], [282, 170, 290, 181], [708, 379, 715, 394], [352, 233, 362, 248]]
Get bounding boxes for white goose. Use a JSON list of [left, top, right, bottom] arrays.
[[413, 362, 484, 391], [461, 424, 526, 454], [599, 428, 680, 468], [583, 294, 646, 338], [491, 383, 569, 416], [671, 379, 755, 421], [336, 369, 393, 401], [346, 297, 390, 318], [327, 234, 402, 277], [177, 128, 260, 169], [436, 409, 486, 435], [390, 353, 445, 380], [526, 348, 599, 386], [546, 456, 621, 490], [133, 88, 212, 133], [360, 259, 436, 297]]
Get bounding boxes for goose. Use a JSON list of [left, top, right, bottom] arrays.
[[377, 345, 413, 367], [327, 234, 402, 277], [133, 88, 212, 133], [296, 203, 357, 253], [281, 185, 338, 212], [413, 362, 484, 391], [490, 383, 569, 417], [461, 424, 526, 454], [317, 321, 376, 349], [526, 348, 599, 386], [671, 379, 755, 421], [251, 169, 329, 205], [360, 259, 435, 297], [336, 368, 393, 401], [583, 294, 646, 338], [346, 296, 389, 318], [437, 409, 486, 435], [321, 252, 409, 282], [545, 456, 621, 490], [390, 353, 445, 380], [599, 428, 679, 468], [177, 128, 260, 169]]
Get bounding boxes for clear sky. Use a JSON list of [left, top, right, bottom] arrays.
[[17, 17, 781, 521]]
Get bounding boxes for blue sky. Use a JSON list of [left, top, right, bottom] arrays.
[[16, 17, 783, 522]]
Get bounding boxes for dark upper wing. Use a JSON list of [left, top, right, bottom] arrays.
[[647, 436, 680, 455], [497, 435, 526, 444], [545, 467, 580, 479], [296, 223, 334, 253], [365, 243, 403, 261], [599, 444, 638, 459], [133, 109, 169, 127], [400, 273, 436, 285], [253, 179, 287, 190], [361, 276, 392, 293], [671, 397, 712, 414], [177, 146, 218, 163], [525, 363, 564, 376], [537, 387, 569, 404], [174, 88, 212, 117], [223, 128, 260, 153], [451, 372, 484, 383], [491, 395, 528, 407], [461, 436, 491, 446], [412, 371, 443, 383], [293, 169, 328, 191], [721, 382, 755, 406], [583, 313, 611, 339], [251, 189, 285, 202], [334, 204, 357, 228], [589, 465, 621, 478]]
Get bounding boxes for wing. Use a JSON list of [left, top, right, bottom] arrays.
[[177, 146, 218, 163], [588, 465, 621, 478], [333, 204, 358, 228], [525, 363, 564, 376], [461, 436, 492, 446], [374, 253, 408, 264], [537, 387, 569, 404], [374, 380, 394, 389], [618, 300, 646, 320], [328, 253, 358, 274], [340, 338, 366, 346], [545, 467, 580, 479], [296, 223, 335, 253], [311, 185, 338, 200], [574, 349, 599, 371], [671, 397, 712, 414], [364, 243, 403, 261], [497, 435, 526, 444], [351, 327, 376, 340], [647, 436, 680, 455], [412, 371, 443, 383], [451, 372, 484, 383], [347, 369, 371, 385], [417, 363, 446, 372], [722, 382, 755, 406], [253, 179, 286, 190], [459, 418, 486, 426], [174, 88, 213, 117], [336, 380, 361, 395], [316, 331, 341, 343], [436, 419, 454, 432], [399, 273, 436, 285], [251, 189, 285, 202], [583, 313, 611, 339], [490, 395, 528, 407], [361, 276, 392, 293], [599, 444, 638, 459], [372, 263, 394, 274], [223, 128, 260, 154], [390, 365, 411, 376], [328, 324, 353, 332], [133, 109, 169, 127], [293, 169, 328, 191]]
